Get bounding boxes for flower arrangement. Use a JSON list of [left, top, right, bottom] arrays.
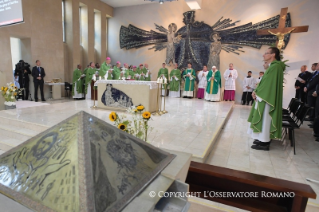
[[1, 82, 22, 106], [109, 105, 153, 142]]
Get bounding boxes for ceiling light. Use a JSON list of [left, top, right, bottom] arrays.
[[185, 0, 201, 10], [144, 0, 178, 5]]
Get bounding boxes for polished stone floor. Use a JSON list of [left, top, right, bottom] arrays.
[[0, 99, 318, 211]]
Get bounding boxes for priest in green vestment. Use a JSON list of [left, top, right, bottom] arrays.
[[129, 66, 140, 80], [137, 64, 146, 81], [84, 62, 97, 99], [113, 61, 122, 80], [158, 63, 169, 96], [182, 63, 196, 98], [72, 64, 84, 99], [122, 63, 130, 79], [169, 63, 181, 98], [144, 64, 151, 81], [247, 47, 284, 151], [205, 66, 221, 101], [100, 57, 113, 80]]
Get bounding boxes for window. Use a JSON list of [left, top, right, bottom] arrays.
[[62, 0, 66, 42], [79, 6, 82, 45]]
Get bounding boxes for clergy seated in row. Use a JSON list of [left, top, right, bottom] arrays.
[[248, 47, 284, 151], [197, 65, 209, 99], [205, 66, 222, 102], [169, 63, 181, 98], [223, 63, 238, 101], [72, 64, 85, 99], [84, 62, 97, 99], [158, 63, 169, 96], [241, 71, 255, 106]]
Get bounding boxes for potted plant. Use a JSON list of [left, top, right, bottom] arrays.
[[1, 82, 21, 110]]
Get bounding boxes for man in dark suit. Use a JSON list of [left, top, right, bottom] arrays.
[[32, 60, 46, 102], [304, 63, 319, 122], [294, 65, 311, 103], [14, 60, 31, 100]]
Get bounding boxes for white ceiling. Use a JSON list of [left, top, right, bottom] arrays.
[[100, 0, 158, 8]]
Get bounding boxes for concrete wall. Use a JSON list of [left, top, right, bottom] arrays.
[[0, 0, 113, 100], [108, 0, 319, 106]]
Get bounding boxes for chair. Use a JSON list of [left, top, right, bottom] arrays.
[[282, 100, 303, 122], [65, 82, 72, 98], [282, 105, 310, 155], [282, 98, 298, 115]]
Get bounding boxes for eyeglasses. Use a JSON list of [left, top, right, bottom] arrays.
[[264, 52, 273, 55]]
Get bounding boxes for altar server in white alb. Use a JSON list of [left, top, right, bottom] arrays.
[[241, 71, 255, 105], [197, 65, 209, 99], [223, 63, 238, 101]]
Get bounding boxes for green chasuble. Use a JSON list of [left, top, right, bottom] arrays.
[[123, 68, 130, 79], [72, 68, 84, 96], [84, 67, 96, 94], [136, 68, 144, 81], [100, 62, 111, 79], [169, 69, 181, 91], [83, 68, 88, 75], [143, 68, 151, 81], [158, 68, 169, 89], [206, 70, 221, 94], [129, 70, 139, 80], [247, 60, 284, 140], [182, 68, 196, 91], [113, 66, 121, 80]]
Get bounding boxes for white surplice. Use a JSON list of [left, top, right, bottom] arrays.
[[197, 70, 208, 89], [224, 69, 238, 90], [243, 77, 256, 92]]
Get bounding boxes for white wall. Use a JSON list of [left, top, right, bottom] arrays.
[[10, 37, 22, 72], [108, 0, 319, 106]]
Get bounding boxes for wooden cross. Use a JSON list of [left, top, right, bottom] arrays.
[[257, 7, 309, 50]]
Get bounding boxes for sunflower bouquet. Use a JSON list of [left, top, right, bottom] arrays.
[[1, 82, 22, 106], [109, 105, 153, 142]]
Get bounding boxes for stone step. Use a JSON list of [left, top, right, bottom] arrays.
[[0, 126, 32, 143], [0, 116, 48, 133]]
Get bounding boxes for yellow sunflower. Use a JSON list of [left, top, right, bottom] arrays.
[[10, 84, 14, 87], [118, 123, 126, 131], [14, 92, 17, 96], [109, 112, 117, 122], [137, 105, 144, 111], [4, 87, 8, 91], [134, 109, 138, 113], [1, 87, 3, 91], [142, 111, 151, 120]]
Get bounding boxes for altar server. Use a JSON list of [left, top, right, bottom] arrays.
[[158, 63, 169, 96], [205, 66, 221, 102], [100, 57, 113, 80], [197, 65, 209, 99], [241, 71, 255, 105], [84, 62, 97, 99], [169, 63, 181, 98], [223, 63, 238, 101], [72, 64, 84, 99], [182, 63, 196, 98]]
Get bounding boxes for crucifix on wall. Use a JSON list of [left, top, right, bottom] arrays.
[[257, 7, 309, 50]]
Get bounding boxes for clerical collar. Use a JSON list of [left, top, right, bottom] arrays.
[[247, 76, 251, 78]]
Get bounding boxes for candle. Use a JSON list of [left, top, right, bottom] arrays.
[[104, 75, 107, 80], [93, 75, 96, 81], [157, 78, 160, 83], [164, 78, 167, 84], [159, 78, 163, 84], [99, 76, 101, 80]]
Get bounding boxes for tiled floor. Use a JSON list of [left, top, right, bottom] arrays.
[[206, 105, 319, 209], [0, 99, 318, 211]]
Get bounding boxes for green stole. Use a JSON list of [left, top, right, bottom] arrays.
[[182, 68, 196, 91], [248, 60, 284, 140], [72, 68, 83, 95], [206, 70, 221, 94], [84, 67, 96, 94], [169, 69, 181, 91]]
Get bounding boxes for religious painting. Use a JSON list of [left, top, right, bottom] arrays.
[[101, 84, 134, 108], [120, 10, 292, 71], [0, 111, 175, 212]]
